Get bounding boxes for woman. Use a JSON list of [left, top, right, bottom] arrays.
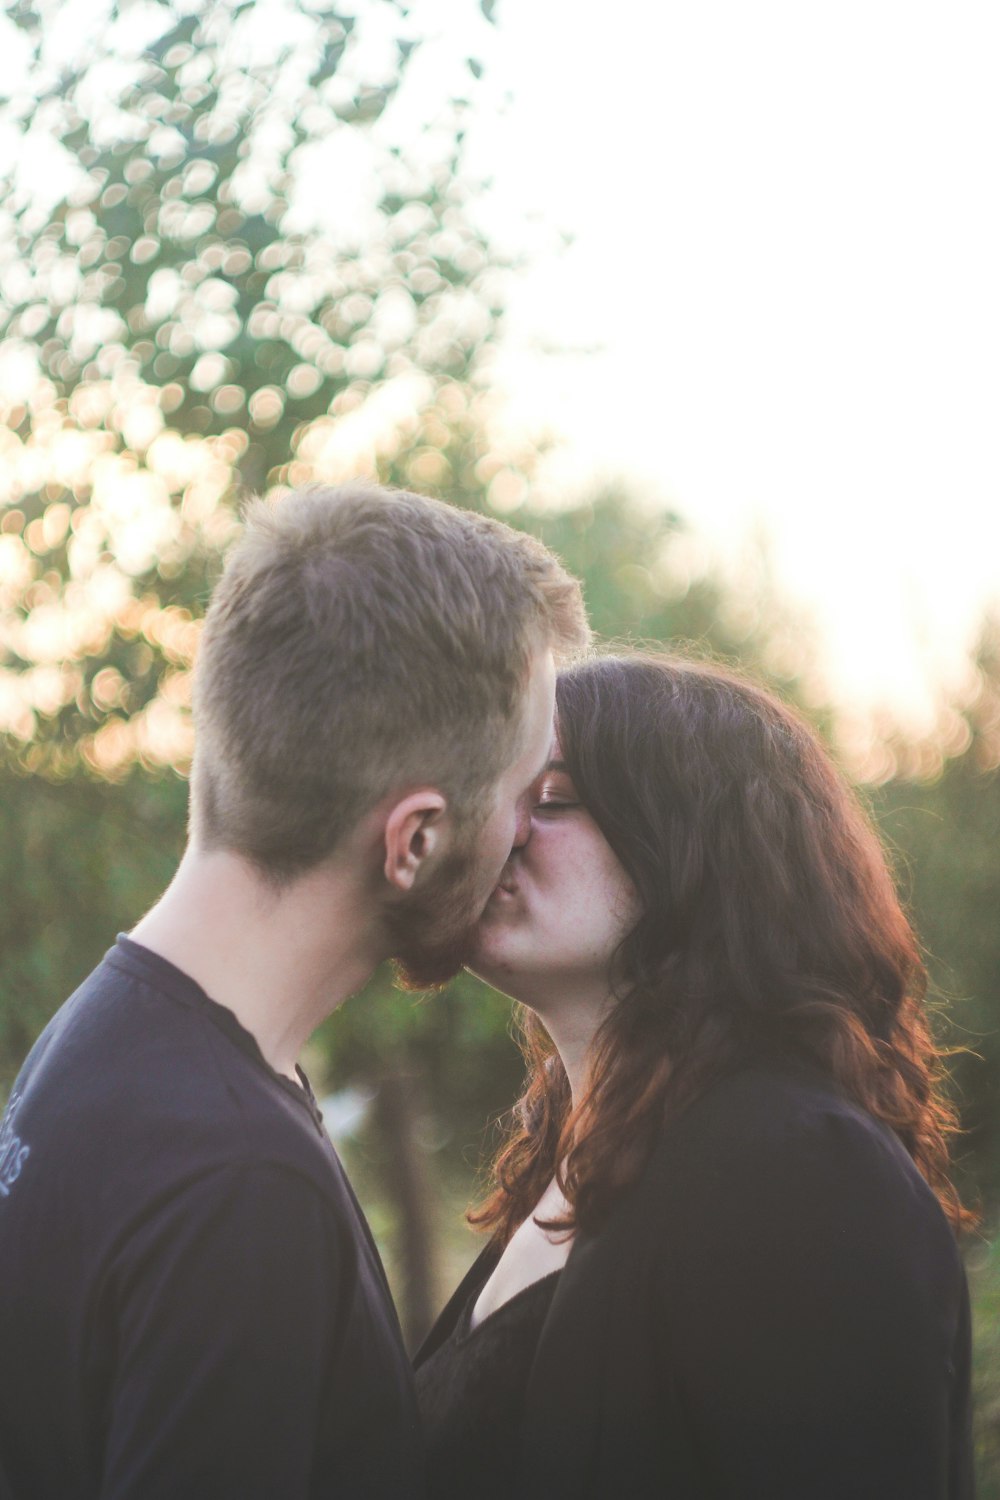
[[414, 653, 974, 1500]]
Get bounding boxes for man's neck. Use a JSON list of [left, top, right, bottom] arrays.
[[130, 844, 383, 1081]]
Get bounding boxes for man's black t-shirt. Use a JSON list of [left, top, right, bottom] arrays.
[[0, 936, 422, 1499]]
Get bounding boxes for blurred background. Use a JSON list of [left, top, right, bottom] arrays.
[[1, 0, 998, 1486]]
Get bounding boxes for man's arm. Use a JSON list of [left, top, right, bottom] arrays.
[[101, 1163, 349, 1500]]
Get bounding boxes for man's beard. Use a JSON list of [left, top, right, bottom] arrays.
[[387, 838, 490, 991]]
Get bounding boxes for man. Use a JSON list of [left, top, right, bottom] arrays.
[[0, 483, 588, 1499]]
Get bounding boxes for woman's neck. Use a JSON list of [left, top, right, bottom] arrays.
[[529, 991, 609, 1108]]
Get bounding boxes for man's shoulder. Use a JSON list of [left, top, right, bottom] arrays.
[[10, 948, 344, 1211]]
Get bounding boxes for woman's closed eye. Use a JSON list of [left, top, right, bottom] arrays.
[[533, 762, 582, 812], [536, 780, 581, 816]]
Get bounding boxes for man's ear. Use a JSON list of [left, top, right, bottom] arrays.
[[382, 790, 448, 892]]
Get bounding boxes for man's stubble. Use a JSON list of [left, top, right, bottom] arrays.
[[387, 832, 490, 991]]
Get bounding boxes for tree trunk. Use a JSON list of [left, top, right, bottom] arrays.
[[372, 1058, 437, 1351]]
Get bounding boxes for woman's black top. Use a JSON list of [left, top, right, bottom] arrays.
[[415, 1268, 561, 1500], [416, 1060, 973, 1499]]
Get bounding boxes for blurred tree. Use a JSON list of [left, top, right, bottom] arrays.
[[0, 0, 499, 773], [969, 1236, 1000, 1495], [0, 768, 186, 1089]]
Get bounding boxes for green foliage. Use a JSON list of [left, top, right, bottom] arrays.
[[877, 795, 1000, 1194], [971, 1234, 1000, 1496], [871, 619, 1000, 1200], [0, 765, 186, 1090], [0, 0, 497, 767], [4, 0, 492, 433]]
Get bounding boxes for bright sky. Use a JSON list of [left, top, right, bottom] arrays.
[[461, 0, 1000, 734], [3, 0, 999, 739]]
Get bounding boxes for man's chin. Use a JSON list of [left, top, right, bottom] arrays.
[[384, 841, 495, 991], [390, 928, 478, 992]]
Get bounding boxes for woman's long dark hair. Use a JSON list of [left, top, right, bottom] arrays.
[[471, 653, 974, 1243]]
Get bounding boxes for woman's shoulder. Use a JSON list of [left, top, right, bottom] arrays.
[[661, 1056, 901, 1156], [638, 1057, 952, 1243], [619, 1057, 968, 1347]]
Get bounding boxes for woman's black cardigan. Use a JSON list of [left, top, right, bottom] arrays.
[[416, 1060, 973, 1499]]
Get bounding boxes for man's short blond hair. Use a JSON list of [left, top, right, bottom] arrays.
[[191, 483, 589, 879]]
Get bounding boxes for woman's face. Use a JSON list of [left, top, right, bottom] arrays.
[[469, 735, 641, 1008]]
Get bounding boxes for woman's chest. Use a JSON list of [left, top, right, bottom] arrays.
[[472, 1179, 574, 1328]]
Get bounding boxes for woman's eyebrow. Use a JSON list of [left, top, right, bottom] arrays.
[[546, 759, 569, 773]]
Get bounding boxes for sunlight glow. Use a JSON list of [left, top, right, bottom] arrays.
[[471, 0, 1000, 737]]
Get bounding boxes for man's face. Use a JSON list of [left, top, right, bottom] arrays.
[[390, 647, 557, 989]]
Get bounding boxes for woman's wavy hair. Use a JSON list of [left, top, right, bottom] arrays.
[[471, 652, 975, 1244]]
